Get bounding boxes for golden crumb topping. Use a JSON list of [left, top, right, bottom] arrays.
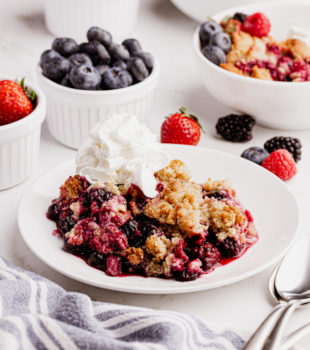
[[251, 66, 273, 80], [144, 234, 171, 261], [60, 175, 84, 200], [155, 159, 191, 183], [123, 247, 144, 265], [281, 38, 310, 60]]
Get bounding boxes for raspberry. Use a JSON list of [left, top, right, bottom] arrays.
[[215, 114, 256, 142], [242, 12, 271, 38], [264, 136, 302, 162], [262, 149, 297, 180]]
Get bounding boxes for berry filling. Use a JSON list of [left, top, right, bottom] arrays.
[[47, 160, 258, 281]]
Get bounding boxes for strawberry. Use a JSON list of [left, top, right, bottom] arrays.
[[160, 107, 202, 145], [262, 149, 297, 181], [242, 12, 271, 38], [0, 78, 35, 126]]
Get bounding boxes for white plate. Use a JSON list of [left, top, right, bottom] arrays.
[[18, 144, 300, 294]]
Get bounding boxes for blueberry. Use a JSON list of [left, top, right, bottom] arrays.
[[102, 67, 133, 89], [134, 51, 154, 71], [128, 57, 149, 82], [68, 53, 92, 67], [79, 41, 111, 65], [210, 32, 231, 53], [112, 60, 127, 70], [69, 64, 101, 90], [199, 20, 222, 47], [108, 43, 130, 61], [52, 38, 79, 57], [201, 45, 226, 65], [60, 74, 73, 88], [241, 147, 270, 165], [40, 49, 61, 67], [87, 26, 112, 47], [95, 64, 109, 76], [122, 38, 142, 55], [42, 56, 70, 81]]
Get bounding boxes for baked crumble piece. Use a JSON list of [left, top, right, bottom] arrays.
[[47, 159, 258, 281]]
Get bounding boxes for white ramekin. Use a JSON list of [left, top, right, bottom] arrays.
[[0, 78, 46, 190], [43, 0, 140, 41], [36, 59, 160, 149], [193, 2, 310, 131]]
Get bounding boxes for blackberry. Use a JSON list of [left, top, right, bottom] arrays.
[[264, 136, 302, 162], [218, 237, 244, 257], [58, 216, 76, 236], [121, 219, 143, 247], [87, 252, 106, 271], [233, 12, 248, 23], [205, 190, 228, 200], [215, 114, 256, 142], [174, 269, 199, 282], [47, 202, 59, 221]]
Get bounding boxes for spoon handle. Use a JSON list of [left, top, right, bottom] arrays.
[[262, 300, 299, 350], [242, 303, 288, 350]]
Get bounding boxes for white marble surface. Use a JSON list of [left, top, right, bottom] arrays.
[[1, 0, 310, 348]]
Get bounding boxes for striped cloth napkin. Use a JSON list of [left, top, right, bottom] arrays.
[[0, 257, 245, 350]]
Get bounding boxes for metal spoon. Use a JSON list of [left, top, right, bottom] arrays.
[[243, 236, 310, 350]]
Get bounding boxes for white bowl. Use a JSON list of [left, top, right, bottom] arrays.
[[193, 2, 310, 130], [37, 60, 160, 149], [43, 0, 140, 41], [170, 0, 287, 23], [0, 78, 46, 190]]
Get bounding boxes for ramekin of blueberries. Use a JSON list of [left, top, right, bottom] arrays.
[[39, 26, 154, 90], [37, 26, 159, 149]]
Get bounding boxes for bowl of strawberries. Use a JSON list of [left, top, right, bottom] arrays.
[[0, 77, 46, 190]]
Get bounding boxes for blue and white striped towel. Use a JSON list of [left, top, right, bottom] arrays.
[[0, 257, 245, 350]]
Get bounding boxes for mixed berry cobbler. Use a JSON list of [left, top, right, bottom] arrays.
[[200, 12, 310, 82], [47, 160, 258, 281]]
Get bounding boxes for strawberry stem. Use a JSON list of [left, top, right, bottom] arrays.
[[178, 107, 205, 133], [17, 77, 37, 106]]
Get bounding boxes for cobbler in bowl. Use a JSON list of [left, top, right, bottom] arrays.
[[47, 160, 258, 281]]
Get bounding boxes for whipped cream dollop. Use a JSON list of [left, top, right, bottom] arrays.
[[76, 113, 169, 198], [288, 26, 310, 46]]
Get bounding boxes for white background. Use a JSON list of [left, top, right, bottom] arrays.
[[0, 0, 310, 348]]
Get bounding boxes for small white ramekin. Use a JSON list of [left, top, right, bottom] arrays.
[[0, 78, 46, 190], [36, 59, 160, 149], [43, 0, 140, 41]]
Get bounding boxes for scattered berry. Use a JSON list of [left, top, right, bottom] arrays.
[[210, 32, 231, 53], [232, 12, 248, 23], [0, 79, 34, 126], [241, 147, 269, 165], [216, 114, 256, 142], [42, 56, 70, 81], [199, 20, 222, 47], [201, 45, 226, 65], [40, 49, 61, 67], [52, 38, 79, 57], [69, 64, 101, 90], [87, 26, 112, 47], [135, 51, 154, 71], [122, 38, 142, 55], [128, 57, 149, 82], [160, 107, 202, 145], [242, 12, 271, 38], [264, 136, 302, 162], [68, 53, 93, 67], [79, 41, 111, 65], [222, 18, 242, 34], [262, 149, 297, 180], [108, 42, 130, 61], [102, 67, 133, 89]]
